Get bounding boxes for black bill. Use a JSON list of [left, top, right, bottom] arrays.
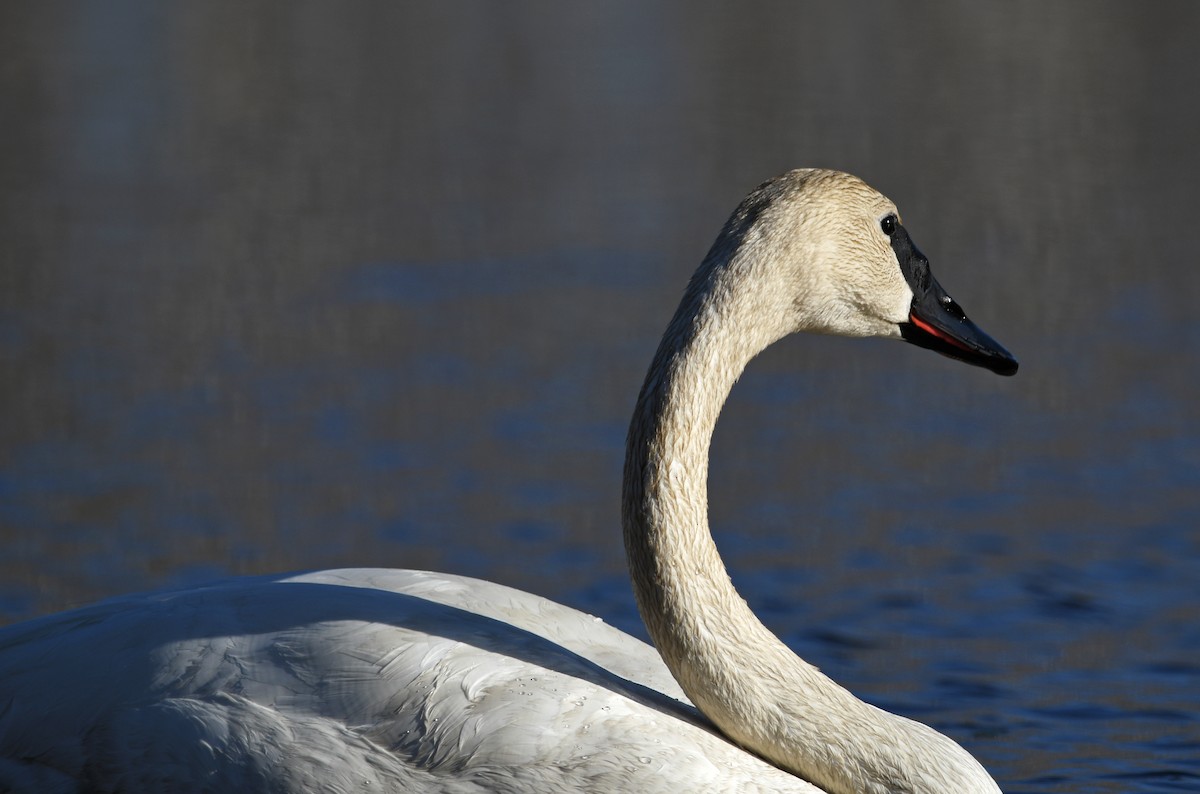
[[890, 223, 1018, 377]]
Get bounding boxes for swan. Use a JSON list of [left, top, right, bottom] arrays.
[[0, 169, 1016, 793]]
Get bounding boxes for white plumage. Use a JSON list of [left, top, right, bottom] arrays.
[[0, 569, 810, 792], [0, 169, 1016, 793]]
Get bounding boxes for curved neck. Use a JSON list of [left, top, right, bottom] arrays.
[[620, 264, 1001, 794], [621, 275, 852, 791], [622, 265, 780, 666]]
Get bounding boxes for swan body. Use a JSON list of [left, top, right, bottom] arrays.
[[0, 169, 1016, 793], [0, 569, 811, 792]]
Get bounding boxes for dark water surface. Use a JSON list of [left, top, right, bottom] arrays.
[[2, 3, 1198, 791]]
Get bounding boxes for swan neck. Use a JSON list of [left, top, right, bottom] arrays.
[[620, 260, 1002, 794], [621, 270, 813, 769]]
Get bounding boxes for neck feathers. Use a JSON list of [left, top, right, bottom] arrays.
[[619, 251, 1001, 794]]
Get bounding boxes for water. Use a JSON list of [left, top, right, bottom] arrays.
[[2, 3, 1198, 790]]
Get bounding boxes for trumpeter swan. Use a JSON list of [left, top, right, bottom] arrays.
[[0, 169, 1016, 793]]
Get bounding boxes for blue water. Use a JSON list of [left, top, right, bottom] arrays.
[[2, 4, 1198, 790]]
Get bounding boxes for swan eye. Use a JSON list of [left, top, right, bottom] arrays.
[[880, 215, 897, 236]]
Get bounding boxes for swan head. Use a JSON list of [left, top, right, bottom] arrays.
[[703, 168, 1017, 376]]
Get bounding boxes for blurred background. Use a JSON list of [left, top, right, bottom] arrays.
[[1, 3, 1197, 791]]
